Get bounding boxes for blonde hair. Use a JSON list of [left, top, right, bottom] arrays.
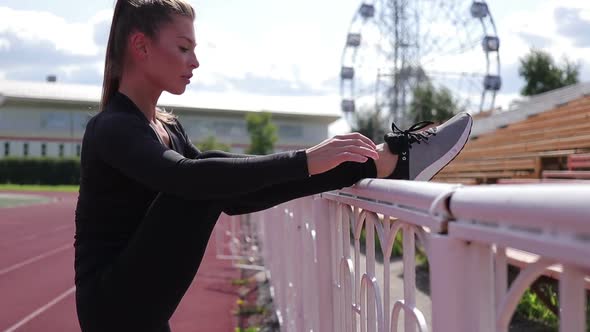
[[100, 0, 195, 124]]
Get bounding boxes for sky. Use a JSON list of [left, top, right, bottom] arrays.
[[1, 0, 590, 133]]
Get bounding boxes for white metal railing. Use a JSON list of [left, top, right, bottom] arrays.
[[215, 214, 266, 271], [226, 179, 590, 332]]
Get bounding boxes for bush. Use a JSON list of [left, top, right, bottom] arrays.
[[0, 157, 80, 185], [197, 136, 231, 152], [355, 218, 428, 264], [510, 266, 590, 331], [515, 288, 558, 329], [357, 226, 403, 258]]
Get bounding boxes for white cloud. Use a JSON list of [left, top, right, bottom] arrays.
[[5, 1, 590, 119], [0, 3, 343, 98], [497, 1, 590, 66], [494, 92, 522, 111], [479, 1, 590, 108], [195, 26, 298, 90], [161, 88, 341, 117], [194, 17, 348, 95], [329, 117, 350, 136], [57, 61, 103, 80], [0, 6, 111, 57], [58, 64, 84, 76], [89, 9, 113, 26], [0, 37, 9, 51]]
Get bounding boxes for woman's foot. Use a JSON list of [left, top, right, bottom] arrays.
[[382, 112, 473, 181], [374, 143, 399, 178]]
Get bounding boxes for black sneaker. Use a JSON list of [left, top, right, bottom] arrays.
[[384, 112, 473, 181]]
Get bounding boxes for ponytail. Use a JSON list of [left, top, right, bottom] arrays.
[[99, 0, 125, 112]]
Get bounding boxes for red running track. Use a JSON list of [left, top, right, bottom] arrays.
[[0, 191, 240, 332]]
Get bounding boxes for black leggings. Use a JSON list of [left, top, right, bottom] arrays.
[[75, 157, 376, 331]]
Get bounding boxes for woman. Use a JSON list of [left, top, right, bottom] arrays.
[[74, 1, 472, 331]]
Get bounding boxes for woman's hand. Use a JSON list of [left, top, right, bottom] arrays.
[[305, 132, 379, 176]]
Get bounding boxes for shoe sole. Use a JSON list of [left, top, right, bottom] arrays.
[[415, 114, 473, 181]]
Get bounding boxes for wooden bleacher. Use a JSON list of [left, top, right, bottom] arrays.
[[433, 93, 590, 288], [543, 153, 590, 179], [434, 94, 590, 184], [568, 153, 590, 169]]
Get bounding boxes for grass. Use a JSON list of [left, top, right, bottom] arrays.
[[232, 278, 252, 286], [0, 184, 79, 192]]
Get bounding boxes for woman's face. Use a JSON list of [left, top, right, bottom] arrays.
[[144, 15, 199, 95]]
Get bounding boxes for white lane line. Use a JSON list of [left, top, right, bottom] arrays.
[[0, 225, 74, 247], [2, 286, 76, 332], [0, 244, 71, 277]]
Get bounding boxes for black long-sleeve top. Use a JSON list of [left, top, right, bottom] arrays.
[[75, 93, 309, 284], [73, 91, 310, 287]]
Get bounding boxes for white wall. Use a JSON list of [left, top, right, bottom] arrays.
[[1, 140, 82, 158], [0, 101, 333, 158]]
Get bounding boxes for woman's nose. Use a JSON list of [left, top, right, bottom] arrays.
[[190, 53, 199, 69]]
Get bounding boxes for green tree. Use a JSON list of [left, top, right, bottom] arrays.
[[196, 135, 231, 152], [245, 112, 277, 155], [518, 48, 580, 96], [409, 83, 460, 123], [350, 108, 387, 143]]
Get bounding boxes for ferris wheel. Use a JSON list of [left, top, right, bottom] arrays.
[[340, 0, 501, 128]]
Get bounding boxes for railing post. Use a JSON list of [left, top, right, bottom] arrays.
[[301, 197, 318, 331], [428, 234, 470, 332], [274, 206, 288, 328], [313, 196, 335, 332], [284, 203, 297, 331], [292, 199, 305, 331], [466, 242, 495, 332], [560, 266, 587, 332]]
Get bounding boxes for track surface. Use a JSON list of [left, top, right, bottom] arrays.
[[0, 191, 239, 332]]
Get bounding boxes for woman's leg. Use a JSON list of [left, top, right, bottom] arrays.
[[77, 153, 376, 331], [222, 158, 378, 215], [78, 193, 222, 332]]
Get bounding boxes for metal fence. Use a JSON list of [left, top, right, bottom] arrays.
[[220, 179, 590, 332]]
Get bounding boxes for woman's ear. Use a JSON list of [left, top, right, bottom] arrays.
[[128, 31, 149, 61]]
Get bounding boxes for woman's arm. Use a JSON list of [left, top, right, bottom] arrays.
[[92, 112, 309, 201], [170, 118, 378, 210], [175, 120, 378, 177], [92, 112, 376, 200]]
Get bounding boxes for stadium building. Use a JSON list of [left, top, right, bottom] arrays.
[[0, 79, 340, 158]]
